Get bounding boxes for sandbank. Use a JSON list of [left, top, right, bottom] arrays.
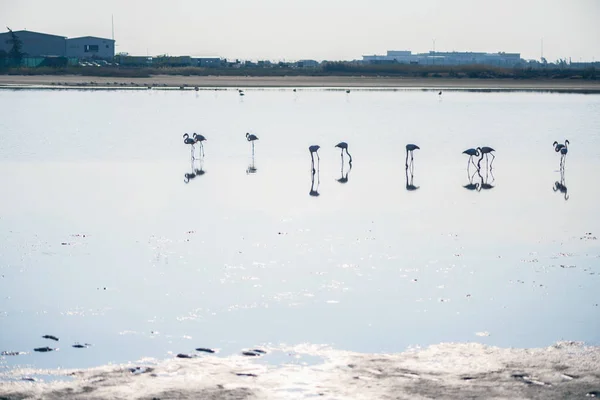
[[1, 75, 600, 92]]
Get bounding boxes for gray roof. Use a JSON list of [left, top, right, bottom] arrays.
[[1, 30, 66, 39], [68, 36, 115, 42]]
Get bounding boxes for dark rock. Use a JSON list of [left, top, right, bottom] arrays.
[[235, 373, 258, 377], [195, 348, 215, 354], [34, 347, 55, 352], [42, 335, 59, 341], [176, 353, 193, 359]]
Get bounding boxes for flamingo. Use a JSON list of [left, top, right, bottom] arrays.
[[246, 132, 258, 155], [477, 146, 495, 170], [238, 89, 245, 96], [405, 144, 420, 169], [346, 90, 350, 94], [335, 142, 353, 164], [183, 133, 196, 159], [309, 145, 320, 173], [193, 133, 207, 157], [553, 140, 568, 153], [462, 148, 480, 169], [554, 140, 569, 169]]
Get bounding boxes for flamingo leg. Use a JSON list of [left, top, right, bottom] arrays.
[[346, 149, 352, 164], [490, 152, 495, 169], [405, 150, 409, 169]]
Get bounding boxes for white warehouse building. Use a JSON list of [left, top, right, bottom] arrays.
[[66, 36, 115, 60]]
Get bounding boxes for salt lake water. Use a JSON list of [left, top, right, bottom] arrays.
[[0, 88, 599, 375]]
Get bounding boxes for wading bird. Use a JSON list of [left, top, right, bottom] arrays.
[[462, 148, 480, 170], [405, 144, 420, 169], [309, 145, 320, 173], [183, 133, 196, 159], [554, 140, 569, 169], [246, 132, 259, 155], [335, 142, 353, 164], [193, 133, 207, 157], [238, 89, 245, 96], [477, 146, 495, 170]]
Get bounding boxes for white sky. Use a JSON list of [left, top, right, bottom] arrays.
[[1, 0, 598, 62]]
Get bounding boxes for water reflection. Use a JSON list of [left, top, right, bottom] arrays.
[[553, 168, 569, 200], [310, 168, 320, 197], [246, 155, 257, 175], [476, 167, 495, 191], [183, 157, 205, 184], [405, 165, 419, 191], [337, 161, 352, 184], [463, 169, 480, 191]]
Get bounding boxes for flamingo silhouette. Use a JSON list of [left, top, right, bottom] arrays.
[[183, 133, 196, 159], [246, 132, 259, 156], [193, 133, 207, 157], [554, 140, 569, 170], [335, 142, 353, 164], [477, 146, 495, 170], [462, 148, 480, 170], [405, 144, 420, 169]]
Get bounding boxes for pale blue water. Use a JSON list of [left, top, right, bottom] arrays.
[[0, 88, 599, 375]]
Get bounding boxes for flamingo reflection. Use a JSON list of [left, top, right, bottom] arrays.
[[553, 168, 568, 200], [310, 167, 320, 197], [476, 167, 495, 191], [246, 154, 257, 174], [184, 157, 205, 184], [405, 165, 419, 191], [463, 169, 479, 191], [337, 160, 352, 184]]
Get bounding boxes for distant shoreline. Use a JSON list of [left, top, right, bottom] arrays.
[[1, 75, 600, 93]]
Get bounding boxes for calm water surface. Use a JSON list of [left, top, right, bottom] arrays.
[[0, 88, 599, 373]]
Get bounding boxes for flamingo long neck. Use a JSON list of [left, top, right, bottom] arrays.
[[346, 149, 353, 163], [477, 151, 484, 168]]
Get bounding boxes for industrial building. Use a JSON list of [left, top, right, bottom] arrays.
[[363, 50, 523, 67], [0, 30, 67, 57], [66, 36, 115, 59], [0, 29, 114, 60]]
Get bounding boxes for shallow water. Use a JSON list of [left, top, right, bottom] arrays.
[[0, 88, 599, 375]]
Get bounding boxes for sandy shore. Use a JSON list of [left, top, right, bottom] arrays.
[[1, 75, 600, 92], [1, 342, 599, 399]]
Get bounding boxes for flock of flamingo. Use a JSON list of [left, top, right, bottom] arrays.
[[182, 132, 571, 197]]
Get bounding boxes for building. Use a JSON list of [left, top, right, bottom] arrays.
[[0, 30, 67, 57], [363, 50, 523, 67], [194, 57, 222, 67], [66, 36, 115, 60]]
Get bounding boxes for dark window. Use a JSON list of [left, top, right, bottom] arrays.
[[84, 45, 99, 52]]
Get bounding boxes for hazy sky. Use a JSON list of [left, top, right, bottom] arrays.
[[1, 0, 598, 62]]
